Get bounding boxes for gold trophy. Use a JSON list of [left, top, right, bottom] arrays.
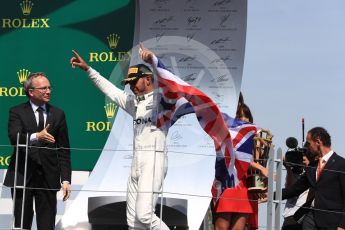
[[247, 129, 273, 192]]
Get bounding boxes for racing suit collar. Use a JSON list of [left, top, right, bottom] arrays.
[[136, 91, 153, 102]]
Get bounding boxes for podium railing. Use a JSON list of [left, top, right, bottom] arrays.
[[12, 132, 30, 230]]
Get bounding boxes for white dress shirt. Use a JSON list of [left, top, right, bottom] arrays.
[[29, 101, 47, 142]]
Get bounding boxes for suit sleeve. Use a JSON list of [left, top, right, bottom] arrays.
[[282, 171, 310, 200], [8, 107, 31, 145], [56, 111, 71, 184]]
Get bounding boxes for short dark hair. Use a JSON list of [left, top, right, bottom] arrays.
[[308, 127, 331, 147], [23, 72, 48, 98]]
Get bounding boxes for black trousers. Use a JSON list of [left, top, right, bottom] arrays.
[[282, 216, 302, 230], [11, 166, 57, 230], [302, 211, 337, 230]]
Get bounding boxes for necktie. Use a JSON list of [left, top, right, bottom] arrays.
[[37, 107, 44, 131], [316, 159, 326, 180]]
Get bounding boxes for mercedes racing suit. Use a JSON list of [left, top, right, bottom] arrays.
[[87, 67, 169, 230]]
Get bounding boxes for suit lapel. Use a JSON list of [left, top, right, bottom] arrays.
[[318, 153, 337, 181], [309, 160, 318, 184], [46, 104, 54, 127], [24, 102, 38, 130]]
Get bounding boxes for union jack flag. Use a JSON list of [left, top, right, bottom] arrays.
[[211, 113, 259, 203], [149, 55, 236, 201]]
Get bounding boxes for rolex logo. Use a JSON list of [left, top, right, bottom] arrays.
[[104, 103, 116, 118], [1, 0, 50, 29], [20, 0, 34, 16], [85, 103, 115, 132], [107, 33, 120, 49], [17, 69, 31, 84], [0, 69, 28, 97]]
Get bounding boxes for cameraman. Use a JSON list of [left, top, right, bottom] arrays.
[[282, 141, 314, 230]]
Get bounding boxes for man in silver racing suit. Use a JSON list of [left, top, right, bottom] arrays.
[[70, 46, 169, 230]]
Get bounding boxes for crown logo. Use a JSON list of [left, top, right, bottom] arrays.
[[20, 0, 34, 16], [104, 103, 116, 118], [107, 33, 120, 49], [17, 69, 31, 84]]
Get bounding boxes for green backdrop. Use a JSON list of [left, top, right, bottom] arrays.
[[0, 0, 135, 170]]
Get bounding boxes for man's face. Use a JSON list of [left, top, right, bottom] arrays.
[[28, 76, 51, 105], [129, 76, 149, 96], [306, 133, 320, 156]]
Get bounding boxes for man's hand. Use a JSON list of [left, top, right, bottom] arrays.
[[62, 181, 71, 202], [70, 50, 90, 71], [139, 43, 154, 64], [36, 124, 55, 143]]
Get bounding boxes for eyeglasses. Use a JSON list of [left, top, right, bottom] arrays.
[[31, 86, 52, 92]]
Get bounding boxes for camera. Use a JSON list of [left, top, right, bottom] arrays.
[[284, 137, 306, 174]]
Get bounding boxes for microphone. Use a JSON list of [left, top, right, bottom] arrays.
[[286, 137, 298, 149], [302, 118, 305, 145]]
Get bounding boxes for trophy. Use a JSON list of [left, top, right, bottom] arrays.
[[247, 129, 273, 193]]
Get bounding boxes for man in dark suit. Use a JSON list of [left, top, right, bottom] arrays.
[[282, 127, 345, 230], [4, 72, 71, 230]]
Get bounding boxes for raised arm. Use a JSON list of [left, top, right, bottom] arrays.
[[69, 50, 135, 116]]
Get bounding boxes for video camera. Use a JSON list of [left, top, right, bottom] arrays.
[[284, 137, 306, 174]]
